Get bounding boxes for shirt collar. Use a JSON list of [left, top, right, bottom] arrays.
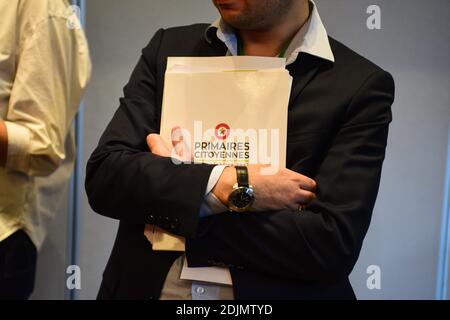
[[205, 0, 335, 65]]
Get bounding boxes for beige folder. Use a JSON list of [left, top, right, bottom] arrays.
[[146, 56, 292, 252]]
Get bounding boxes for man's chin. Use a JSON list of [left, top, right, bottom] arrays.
[[220, 16, 242, 28], [222, 17, 271, 32], [220, 14, 258, 30]]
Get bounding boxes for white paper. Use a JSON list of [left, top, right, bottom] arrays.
[[144, 224, 185, 251], [180, 257, 233, 286], [167, 56, 286, 72]]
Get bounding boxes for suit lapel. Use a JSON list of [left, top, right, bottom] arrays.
[[287, 54, 329, 107], [194, 37, 228, 57]]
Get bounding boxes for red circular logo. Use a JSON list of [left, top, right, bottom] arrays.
[[215, 123, 231, 140]]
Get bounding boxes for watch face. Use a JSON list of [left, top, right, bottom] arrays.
[[229, 187, 255, 212]]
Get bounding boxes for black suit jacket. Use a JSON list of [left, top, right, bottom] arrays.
[[85, 24, 395, 300]]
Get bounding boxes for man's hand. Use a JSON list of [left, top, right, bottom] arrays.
[[146, 127, 191, 162], [213, 165, 317, 212], [146, 133, 171, 157], [146, 133, 317, 212]]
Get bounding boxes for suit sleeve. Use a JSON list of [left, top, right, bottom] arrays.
[[85, 29, 215, 238], [186, 70, 395, 282]]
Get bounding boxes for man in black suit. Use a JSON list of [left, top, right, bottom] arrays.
[[86, 0, 394, 300]]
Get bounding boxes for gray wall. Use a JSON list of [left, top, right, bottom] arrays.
[[76, 0, 450, 300], [317, 0, 450, 299], [30, 187, 69, 300]]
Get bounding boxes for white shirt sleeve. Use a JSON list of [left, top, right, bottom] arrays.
[[199, 165, 229, 217], [3, 11, 91, 176]]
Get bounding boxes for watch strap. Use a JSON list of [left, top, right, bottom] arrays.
[[235, 166, 249, 188]]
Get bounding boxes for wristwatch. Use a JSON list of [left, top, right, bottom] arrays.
[[227, 166, 255, 213]]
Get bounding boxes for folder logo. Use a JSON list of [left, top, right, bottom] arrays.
[[215, 123, 231, 140]]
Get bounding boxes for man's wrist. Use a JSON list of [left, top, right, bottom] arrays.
[[205, 165, 227, 195], [212, 166, 236, 206], [0, 120, 7, 166]]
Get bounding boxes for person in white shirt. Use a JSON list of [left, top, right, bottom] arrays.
[[0, 0, 91, 299]]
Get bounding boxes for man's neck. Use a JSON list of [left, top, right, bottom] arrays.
[[239, 1, 311, 57]]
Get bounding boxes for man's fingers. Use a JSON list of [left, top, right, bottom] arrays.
[[171, 126, 191, 160], [299, 177, 317, 193], [146, 133, 171, 157], [296, 189, 316, 204], [287, 202, 300, 211], [286, 170, 317, 192]]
